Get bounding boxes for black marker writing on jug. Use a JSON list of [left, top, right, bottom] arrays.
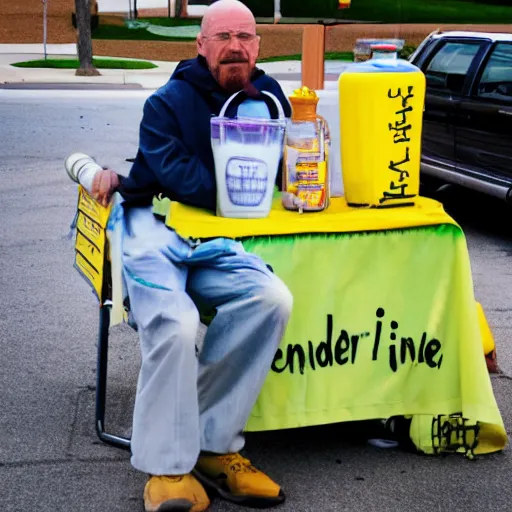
[[380, 86, 416, 204]]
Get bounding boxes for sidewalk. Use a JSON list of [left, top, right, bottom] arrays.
[[0, 47, 181, 90], [0, 43, 347, 92]]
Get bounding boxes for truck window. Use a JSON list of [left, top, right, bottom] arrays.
[[424, 41, 482, 94], [477, 43, 512, 102]]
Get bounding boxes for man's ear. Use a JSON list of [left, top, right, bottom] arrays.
[[197, 34, 206, 57], [254, 36, 261, 61]]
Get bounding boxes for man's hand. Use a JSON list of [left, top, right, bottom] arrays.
[[92, 169, 120, 206]]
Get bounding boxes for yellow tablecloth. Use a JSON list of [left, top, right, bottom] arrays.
[[163, 196, 507, 457], [164, 196, 459, 240]]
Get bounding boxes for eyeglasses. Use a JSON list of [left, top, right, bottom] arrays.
[[203, 32, 260, 44]]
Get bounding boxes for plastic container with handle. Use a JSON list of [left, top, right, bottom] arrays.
[[339, 46, 426, 208], [211, 90, 287, 219]]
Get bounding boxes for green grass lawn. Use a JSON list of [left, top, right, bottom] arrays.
[[338, 0, 512, 23], [258, 51, 354, 62], [92, 24, 193, 41], [137, 17, 200, 27], [11, 57, 158, 70], [241, 0, 512, 21], [92, 17, 200, 41]]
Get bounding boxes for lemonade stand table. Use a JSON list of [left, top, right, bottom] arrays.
[[73, 187, 508, 457], [165, 195, 508, 457]]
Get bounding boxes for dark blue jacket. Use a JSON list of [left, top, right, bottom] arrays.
[[119, 56, 292, 211]]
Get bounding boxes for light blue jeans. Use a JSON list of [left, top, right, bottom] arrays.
[[122, 206, 293, 475]]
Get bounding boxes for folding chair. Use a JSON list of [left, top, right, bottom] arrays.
[[96, 293, 132, 451], [72, 186, 132, 451], [73, 187, 217, 452]]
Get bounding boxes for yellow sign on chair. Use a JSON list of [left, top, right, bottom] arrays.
[[73, 186, 112, 302]]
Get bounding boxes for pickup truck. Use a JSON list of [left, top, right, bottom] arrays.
[[409, 31, 512, 202]]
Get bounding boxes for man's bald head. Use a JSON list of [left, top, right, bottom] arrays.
[[201, 0, 256, 37], [197, 0, 260, 93]]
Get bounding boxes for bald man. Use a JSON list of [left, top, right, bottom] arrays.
[[89, 1, 293, 511]]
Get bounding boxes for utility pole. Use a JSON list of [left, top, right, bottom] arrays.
[[42, 0, 48, 60]]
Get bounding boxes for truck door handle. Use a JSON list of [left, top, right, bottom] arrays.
[[499, 109, 512, 116]]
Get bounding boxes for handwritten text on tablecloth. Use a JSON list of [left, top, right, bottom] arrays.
[[271, 307, 443, 375]]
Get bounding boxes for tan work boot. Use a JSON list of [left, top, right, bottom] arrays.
[[143, 474, 210, 512], [194, 453, 285, 508]]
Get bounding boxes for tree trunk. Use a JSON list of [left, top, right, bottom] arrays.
[[175, 0, 183, 18], [75, 0, 100, 76], [181, 0, 188, 17], [175, 0, 189, 18]]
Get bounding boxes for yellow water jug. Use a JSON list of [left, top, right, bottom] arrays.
[[339, 50, 426, 207]]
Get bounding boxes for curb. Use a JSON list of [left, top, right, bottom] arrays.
[[0, 82, 144, 89]]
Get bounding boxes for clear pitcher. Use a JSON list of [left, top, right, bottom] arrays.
[[211, 90, 287, 219]]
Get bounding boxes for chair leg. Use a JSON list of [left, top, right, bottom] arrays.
[[96, 303, 131, 451]]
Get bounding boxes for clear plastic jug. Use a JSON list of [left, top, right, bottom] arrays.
[[282, 87, 331, 212], [211, 90, 287, 218]]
